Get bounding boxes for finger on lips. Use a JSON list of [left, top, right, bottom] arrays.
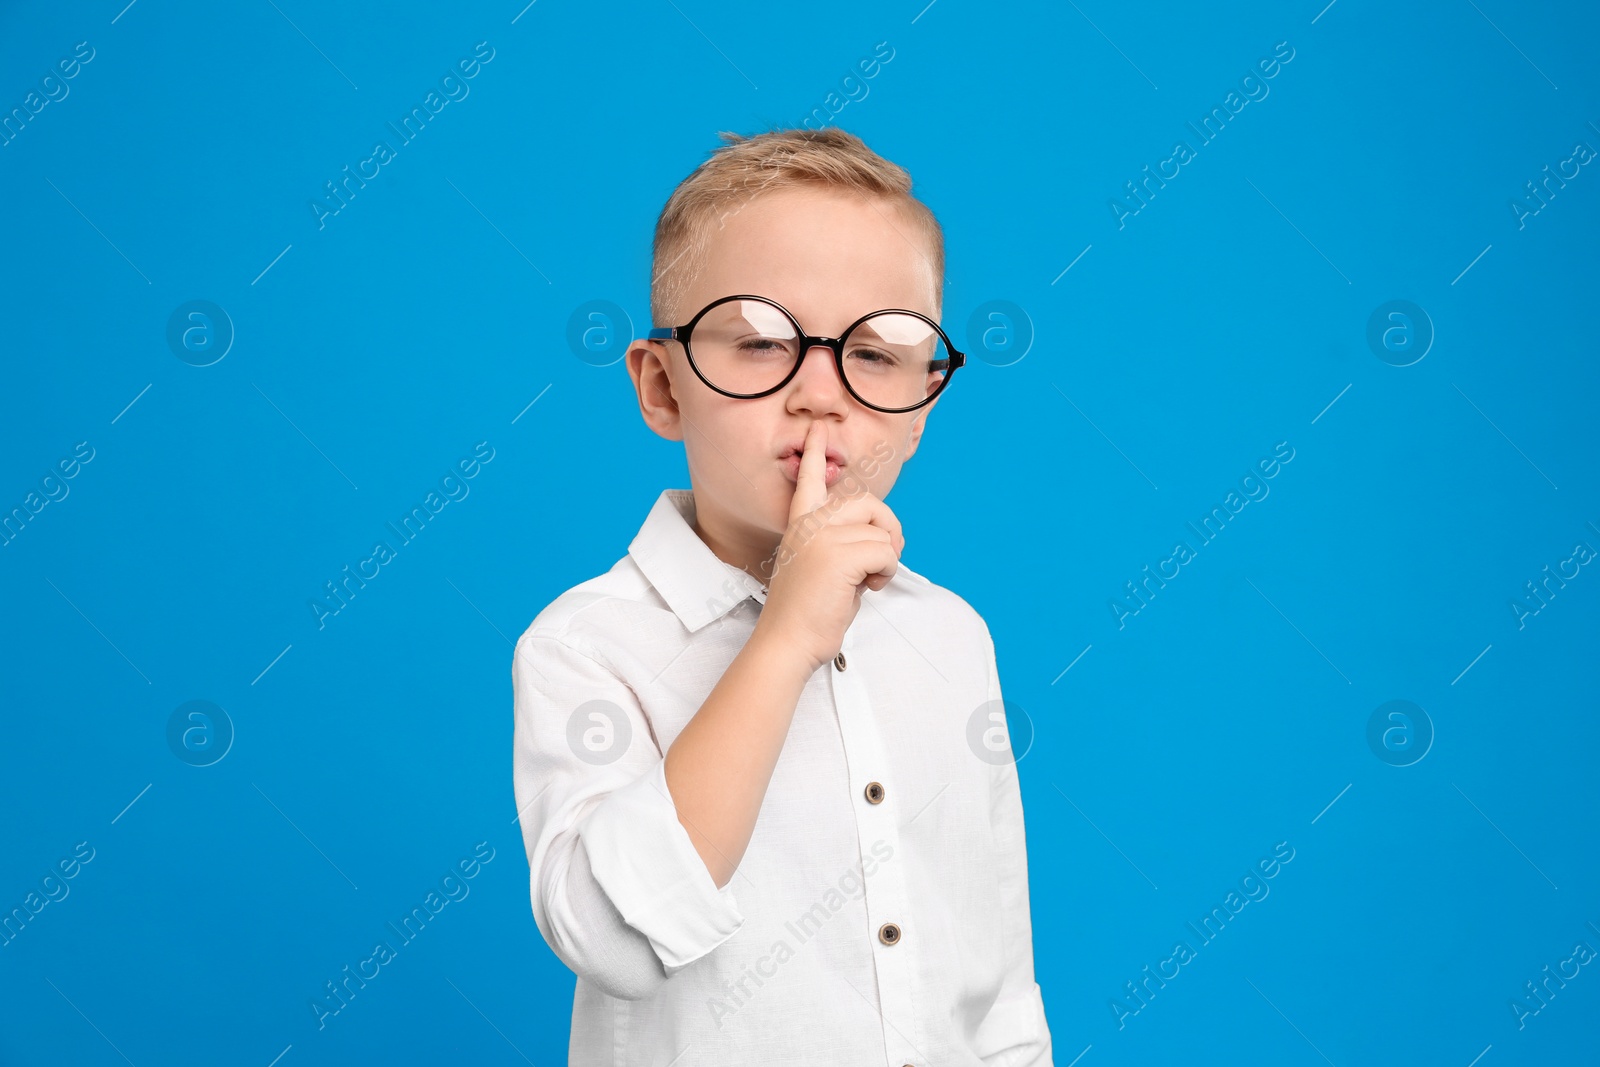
[[787, 419, 903, 560], [788, 419, 829, 521]]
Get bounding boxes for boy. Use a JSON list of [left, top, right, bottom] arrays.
[[512, 127, 1052, 1065]]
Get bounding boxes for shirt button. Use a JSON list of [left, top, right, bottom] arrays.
[[833, 651, 847, 671], [864, 781, 885, 804], [878, 922, 901, 945]]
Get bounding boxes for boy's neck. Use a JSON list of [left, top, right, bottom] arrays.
[[689, 495, 778, 588]]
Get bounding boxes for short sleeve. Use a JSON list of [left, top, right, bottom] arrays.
[[512, 627, 746, 990]]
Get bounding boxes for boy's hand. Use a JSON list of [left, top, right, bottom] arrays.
[[756, 419, 905, 675]]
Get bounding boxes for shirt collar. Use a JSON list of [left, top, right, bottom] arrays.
[[629, 489, 769, 633]]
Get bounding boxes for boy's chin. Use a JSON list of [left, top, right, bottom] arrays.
[[698, 483, 786, 532], [755, 490, 795, 534], [696, 474, 808, 536]]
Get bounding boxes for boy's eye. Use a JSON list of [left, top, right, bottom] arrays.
[[847, 347, 899, 368], [737, 338, 794, 355]]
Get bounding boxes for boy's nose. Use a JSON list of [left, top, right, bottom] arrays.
[[795, 342, 845, 384], [787, 343, 851, 407]]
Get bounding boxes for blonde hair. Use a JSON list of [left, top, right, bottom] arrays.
[[650, 127, 944, 326]]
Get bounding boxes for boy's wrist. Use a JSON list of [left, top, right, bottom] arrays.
[[745, 616, 824, 687]]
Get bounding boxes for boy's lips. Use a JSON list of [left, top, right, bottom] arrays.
[[777, 443, 846, 487]]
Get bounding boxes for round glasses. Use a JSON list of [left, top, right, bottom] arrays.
[[648, 295, 965, 414]]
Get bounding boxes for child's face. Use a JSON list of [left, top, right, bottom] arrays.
[[628, 185, 943, 562]]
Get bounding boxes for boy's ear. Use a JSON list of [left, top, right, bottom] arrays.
[[625, 338, 685, 442], [902, 391, 940, 462]]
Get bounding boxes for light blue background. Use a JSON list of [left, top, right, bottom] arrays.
[[2, 0, 1596, 1064]]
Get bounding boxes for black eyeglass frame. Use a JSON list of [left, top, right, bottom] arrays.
[[648, 293, 965, 415]]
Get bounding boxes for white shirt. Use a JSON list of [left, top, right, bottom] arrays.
[[512, 488, 1053, 1066]]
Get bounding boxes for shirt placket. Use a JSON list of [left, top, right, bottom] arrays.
[[828, 618, 923, 1067]]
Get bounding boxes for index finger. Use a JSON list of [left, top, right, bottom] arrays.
[[788, 419, 829, 522]]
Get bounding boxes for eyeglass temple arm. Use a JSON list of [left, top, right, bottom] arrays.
[[648, 327, 678, 341]]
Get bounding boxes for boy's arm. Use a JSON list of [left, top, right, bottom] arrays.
[[972, 618, 1055, 1066], [512, 629, 749, 1000], [661, 616, 816, 888]]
